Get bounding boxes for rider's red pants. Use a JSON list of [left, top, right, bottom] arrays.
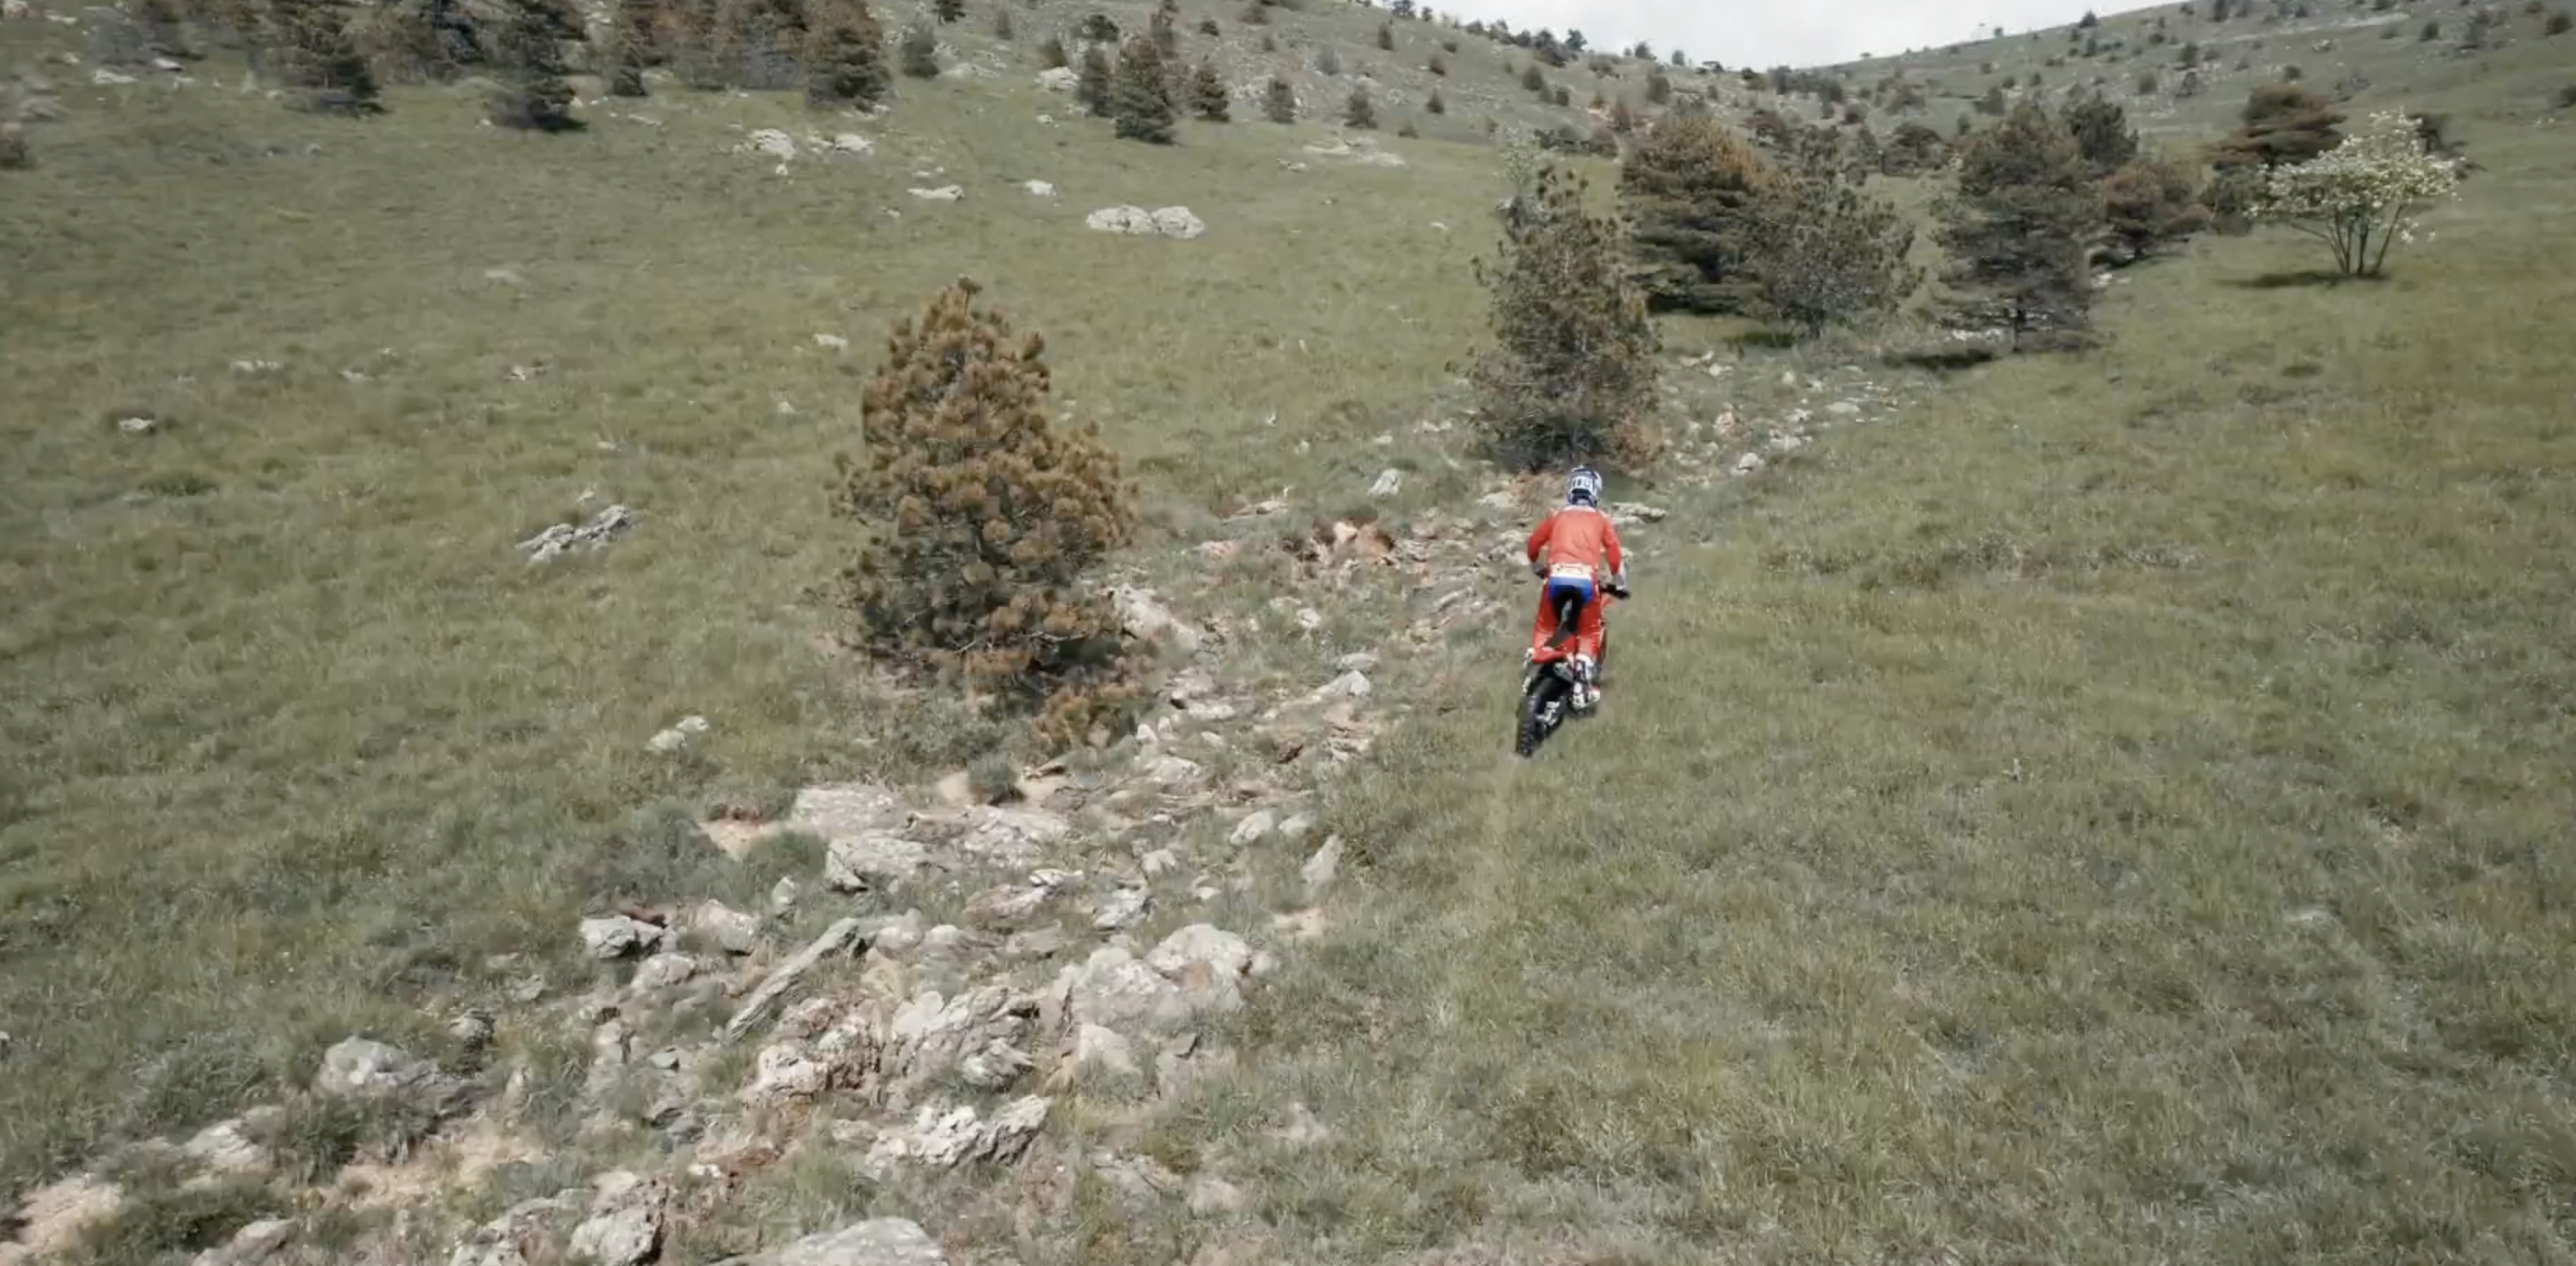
[[1527, 588, 1604, 664]]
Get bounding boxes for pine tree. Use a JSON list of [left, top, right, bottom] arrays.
[[1263, 72, 1295, 122], [802, 0, 886, 106], [274, 0, 381, 114], [932, 0, 961, 20], [899, 21, 939, 76], [1039, 33, 1067, 67], [1740, 175, 1922, 336], [1110, 36, 1176, 141], [1469, 162, 1661, 471], [605, 0, 654, 95], [487, 0, 575, 129], [1618, 115, 1775, 314], [1344, 84, 1375, 128], [833, 278, 1143, 749], [1147, 3, 1176, 57], [1935, 98, 2103, 345], [1188, 58, 1229, 121], [2063, 89, 2136, 174], [1076, 44, 1112, 115], [1375, 19, 1393, 48]]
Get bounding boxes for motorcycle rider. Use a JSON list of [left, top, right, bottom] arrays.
[[1523, 467, 1627, 713]]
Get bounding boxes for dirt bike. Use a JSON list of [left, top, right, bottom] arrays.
[[1514, 580, 1627, 758]]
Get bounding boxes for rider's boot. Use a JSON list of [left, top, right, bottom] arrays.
[[1571, 653, 1600, 712]]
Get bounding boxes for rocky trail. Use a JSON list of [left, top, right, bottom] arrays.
[[0, 361, 1914, 1266]]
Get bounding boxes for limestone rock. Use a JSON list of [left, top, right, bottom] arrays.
[[565, 1171, 665, 1266], [759, 1218, 947, 1266]]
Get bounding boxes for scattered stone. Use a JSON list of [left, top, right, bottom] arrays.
[[448, 1195, 580, 1266], [693, 898, 763, 954], [890, 1096, 1050, 1171], [449, 1008, 496, 1051], [724, 915, 866, 1040], [1827, 401, 1861, 417], [566, 1171, 666, 1266], [1732, 452, 1766, 476], [1228, 810, 1276, 846], [228, 358, 282, 375], [1093, 885, 1151, 930], [1301, 834, 1343, 893], [181, 1119, 271, 1176], [1085, 204, 1206, 239], [1188, 1175, 1250, 1218], [189, 1216, 292, 1265], [1368, 468, 1402, 497], [1605, 501, 1668, 524], [768, 877, 801, 914], [1147, 924, 1260, 1015], [826, 831, 925, 892], [758, 1217, 948, 1266], [884, 986, 1037, 1092], [744, 128, 796, 160], [1060, 946, 1193, 1036], [1308, 670, 1372, 702], [908, 185, 963, 201], [827, 133, 873, 160], [786, 782, 906, 847], [1036, 66, 1079, 92], [113, 414, 161, 434], [1114, 585, 1202, 652], [645, 714, 708, 754], [1070, 1022, 1140, 1083], [1334, 652, 1379, 674], [519, 504, 634, 563], [1024, 178, 1057, 197], [1140, 848, 1180, 877], [581, 914, 674, 960], [89, 66, 134, 84], [8, 1173, 120, 1256], [631, 951, 698, 991], [1145, 755, 1204, 789]]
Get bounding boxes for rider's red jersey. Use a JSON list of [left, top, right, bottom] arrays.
[[1524, 505, 1623, 582]]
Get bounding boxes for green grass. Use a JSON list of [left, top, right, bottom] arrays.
[[7, 2, 2576, 1261], [1145, 52, 2576, 1265]]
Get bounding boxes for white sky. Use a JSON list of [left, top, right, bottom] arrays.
[[1452, 0, 2139, 69]]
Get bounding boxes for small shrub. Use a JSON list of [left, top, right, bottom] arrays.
[[991, 7, 1011, 38], [1645, 69, 1671, 103], [485, 0, 575, 130], [2100, 154, 2212, 261], [1188, 57, 1228, 121], [833, 278, 1143, 750], [803, 0, 888, 107], [1110, 37, 1175, 140], [932, 0, 961, 20], [1258, 32, 1274, 51], [899, 22, 938, 76], [1376, 20, 1393, 49], [2548, 10, 2572, 34], [1426, 86, 1445, 113], [1315, 45, 1340, 74], [1426, 52, 1446, 74], [1198, 17, 1217, 34], [1039, 32, 1067, 67], [1345, 84, 1376, 128], [2420, 19, 2440, 38], [2559, 83, 2576, 109], [1263, 72, 1295, 122], [2064, 89, 2137, 173], [1552, 84, 1571, 107], [0, 123, 26, 170], [1521, 62, 1543, 92], [1397, 118, 1419, 137], [603, 0, 654, 95], [2135, 68, 2159, 93], [1239, 0, 1265, 23], [1469, 162, 1661, 472], [1079, 12, 1117, 42]]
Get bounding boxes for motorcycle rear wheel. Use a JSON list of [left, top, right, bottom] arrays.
[[1516, 671, 1568, 757]]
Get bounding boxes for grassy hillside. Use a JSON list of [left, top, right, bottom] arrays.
[[6, 0, 2576, 1260]]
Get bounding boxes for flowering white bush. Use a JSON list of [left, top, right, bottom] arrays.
[[2250, 109, 2462, 277]]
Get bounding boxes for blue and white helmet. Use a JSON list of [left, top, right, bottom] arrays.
[[1566, 467, 1604, 508]]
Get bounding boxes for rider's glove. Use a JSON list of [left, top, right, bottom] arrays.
[[1529, 561, 1547, 579]]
